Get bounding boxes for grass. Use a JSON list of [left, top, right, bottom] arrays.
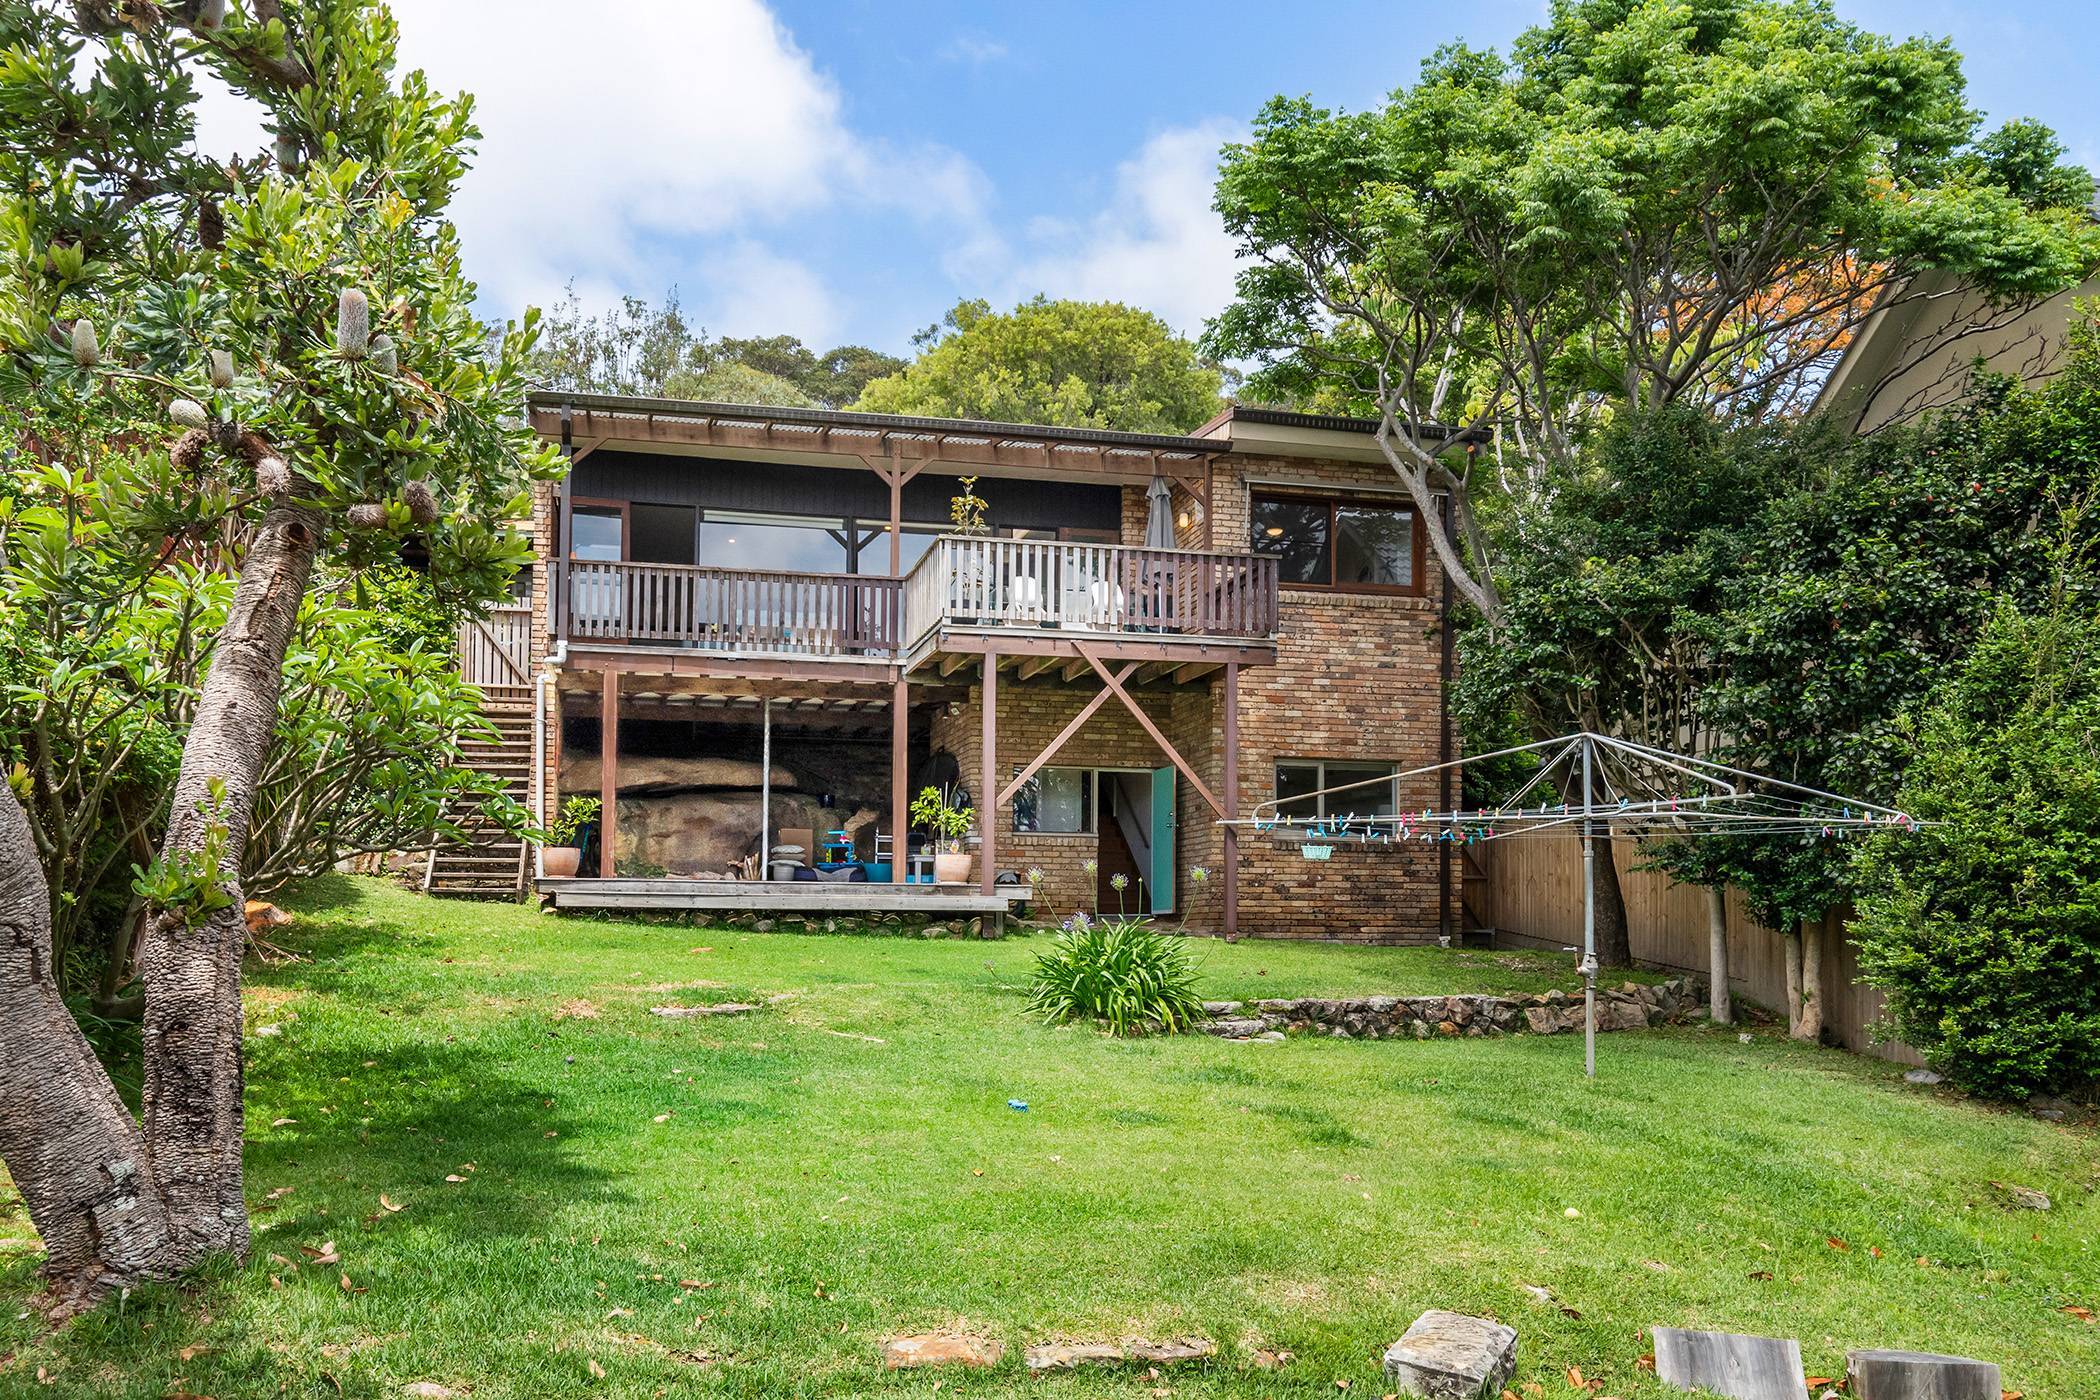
[[1, 875, 2094, 1398]]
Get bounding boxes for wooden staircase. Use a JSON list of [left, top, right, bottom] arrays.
[[424, 700, 535, 898]]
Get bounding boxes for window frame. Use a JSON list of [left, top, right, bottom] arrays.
[[1250, 491, 1427, 596], [1273, 758, 1401, 826]]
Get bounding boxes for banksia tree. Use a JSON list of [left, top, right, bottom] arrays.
[[0, 0, 560, 1313]]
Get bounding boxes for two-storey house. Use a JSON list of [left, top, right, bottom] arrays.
[[461, 393, 1461, 942]]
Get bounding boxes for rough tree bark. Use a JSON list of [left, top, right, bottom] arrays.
[[1795, 917, 1825, 1043], [0, 500, 323, 1302], [1706, 885, 1732, 1024], [137, 500, 324, 1259], [1782, 924, 1805, 1036], [0, 787, 184, 1314]]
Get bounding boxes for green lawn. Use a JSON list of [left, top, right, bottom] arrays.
[[2, 876, 2093, 1398]]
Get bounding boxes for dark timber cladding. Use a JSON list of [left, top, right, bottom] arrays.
[[571, 450, 1120, 534]]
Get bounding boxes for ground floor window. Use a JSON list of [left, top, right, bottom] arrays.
[[1274, 759, 1399, 821], [1011, 766, 1096, 833]]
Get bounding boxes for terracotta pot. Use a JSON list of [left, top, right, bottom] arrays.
[[933, 850, 973, 885], [542, 845, 582, 879]]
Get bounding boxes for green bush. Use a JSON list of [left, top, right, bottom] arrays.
[[1026, 915, 1206, 1036], [1852, 598, 2100, 1099]]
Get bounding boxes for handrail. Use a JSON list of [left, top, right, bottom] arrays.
[[566, 560, 900, 656], [902, 536, 1278, 645]]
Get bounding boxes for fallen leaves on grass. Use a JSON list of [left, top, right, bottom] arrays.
[[587, 1357, 606, 1379], [1747, 1270, 1774, 1282], [300, 1241, 340, 1266], [338, 1273, 365, 1294], [1826, 1237, 1850, 1252], [2060, 1305, 2093, 1322], [444, 1174, 466, 1184], [379, 1194, 404, 1213]]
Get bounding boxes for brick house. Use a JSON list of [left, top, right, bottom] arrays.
[[455, 393, 1460, 942]]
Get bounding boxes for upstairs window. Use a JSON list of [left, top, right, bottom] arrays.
[[1252, 494, 1422, 594]]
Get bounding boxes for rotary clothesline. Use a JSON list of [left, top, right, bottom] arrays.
[[1214, 732, 1924, 1080]]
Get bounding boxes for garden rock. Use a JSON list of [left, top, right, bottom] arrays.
[[1201, 977, 1702, 1041], [1845, 1348, 2000, 1400], [1381, 1309, 1517, 1399], [1652, 1326, 1807, 1400], [1989, 1180, 2050, 1210], [1023, 1338, 1214, 1371], [1903, 1069, 1943, 1085], [882, 1334, 1004, 1369]]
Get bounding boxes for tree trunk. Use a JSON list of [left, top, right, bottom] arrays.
[[1782, 925, 1804, 1036], [1795, 917, 1824, 1043], [0, 786, 186, 1313], [1589, 831, 1633, 967], [1705, 885, 1732, 1024], [136, 500, 323, 1260]]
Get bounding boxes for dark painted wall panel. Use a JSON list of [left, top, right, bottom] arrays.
[[573, 450, 1118, 532]]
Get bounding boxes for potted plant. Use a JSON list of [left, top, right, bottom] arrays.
[[911, 785, 976, 884], [541, 795, 601, 878]]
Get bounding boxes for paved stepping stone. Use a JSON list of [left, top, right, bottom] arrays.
[[1023, 1338, 1216, 1371], [1846, 1349, 2001, 1400], [1382, 1310, 1517, 1399], [881, 1334, 1004, 1369], [1652, 1326, 1807, 1400]]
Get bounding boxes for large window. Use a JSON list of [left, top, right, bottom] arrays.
[[569, 504, 624, 561], [1011, 767, 1097, 834], [1274, 759, 1399, 822], [1252, 494, 1421, 593]]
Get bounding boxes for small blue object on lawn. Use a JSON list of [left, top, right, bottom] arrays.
[[1008, 1099, 1028, 1112]]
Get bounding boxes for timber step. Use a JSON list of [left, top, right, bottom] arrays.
[[425, 703, 537, 899]]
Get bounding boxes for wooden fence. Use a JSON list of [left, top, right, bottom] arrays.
[[1485, 832, 1918, 1063]]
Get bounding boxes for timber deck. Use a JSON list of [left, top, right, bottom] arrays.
[[536, 877, 1031, 918]]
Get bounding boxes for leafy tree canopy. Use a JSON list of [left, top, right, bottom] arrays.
[[854, 296, 1229, 433], [1204, 0, 2100, 625], [1852, 586, 2100, 1098]]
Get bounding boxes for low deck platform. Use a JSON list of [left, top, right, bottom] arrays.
[[536, 877, 1032, 925]]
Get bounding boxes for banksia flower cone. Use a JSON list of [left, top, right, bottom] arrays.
[[255, 457, 292, 497], [336, 288, 370, 358], [171, 429, 209, 473], [370, 334, 397, 375], [197, 0, 226, 31], [169, 399, 210, 429], [403, 479, 439, 525], [346, 502, 387, 530], [70, 319, 99, 367], [208, 349, 234, 388], [275, 132, 301, 174]]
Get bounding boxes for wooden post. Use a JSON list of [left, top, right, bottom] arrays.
[[980, 648, 997, 895], [760, 697, 771, 880], [890, 676, 908, 884], [1222, 662, 1239, 937], [598, 668, 618, 879], [887, 440, 904, 578]]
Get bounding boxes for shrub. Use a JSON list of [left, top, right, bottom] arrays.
[[1852, 598, 2100, 1099], [1026, 914, 1206, 1036]]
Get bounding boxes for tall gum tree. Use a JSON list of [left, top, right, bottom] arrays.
[[1204, 0, 2099, 965], [0, 0, 557, 1309]]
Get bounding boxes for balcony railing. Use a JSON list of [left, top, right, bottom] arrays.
[[557, 539, 1278, 660], [902, 537, 1279, 647], [565, 560, 900, 656]]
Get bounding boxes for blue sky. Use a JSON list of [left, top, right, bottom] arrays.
[[199, 2, 2100, 357]]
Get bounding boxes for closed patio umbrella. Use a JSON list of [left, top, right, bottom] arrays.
[[1144, 474, 1175, 549]]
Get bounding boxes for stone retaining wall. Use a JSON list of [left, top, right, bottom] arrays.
[[1202, 976, 1705, 1040]]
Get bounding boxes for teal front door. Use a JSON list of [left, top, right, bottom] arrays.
[[1149, 766, 1176, 915]]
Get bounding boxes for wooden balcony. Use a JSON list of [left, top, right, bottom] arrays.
[[563, 560, 900, 656], [555, 539, 1278, 671], [902, 538, 1278, 650]]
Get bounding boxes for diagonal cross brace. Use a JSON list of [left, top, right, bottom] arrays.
[[996, 660, 1139, 807], [1075, 642, 1224, 818]]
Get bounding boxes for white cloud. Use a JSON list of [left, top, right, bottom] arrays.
[[940, 33, 1009, 65], [188, 0, 984, 343], [1002, 119, 1247, 339], [702, 241, 840, 347]]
